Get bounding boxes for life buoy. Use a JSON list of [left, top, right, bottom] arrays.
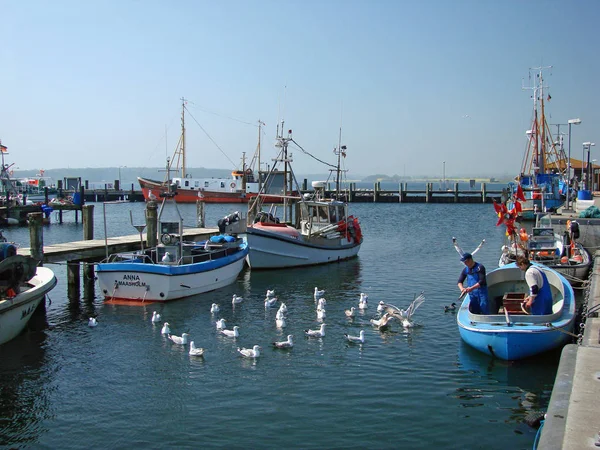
[[230, 182, 236, 189]]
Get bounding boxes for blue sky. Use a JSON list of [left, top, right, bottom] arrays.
[[1, 0, 599, 179]]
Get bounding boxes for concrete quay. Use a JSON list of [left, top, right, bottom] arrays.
[[538, 252, 600, 449]]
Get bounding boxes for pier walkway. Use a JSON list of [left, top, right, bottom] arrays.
[[538, 251, 600, 449]]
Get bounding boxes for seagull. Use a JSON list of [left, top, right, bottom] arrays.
[[278, 303, 288, 314], [220, 326, 239, 338], [382, 292, 426, 328], [216, 318, 226, 330], [161, 252, 174, 263], [151, 311, 161, 323], [377, 301, 386, 313], [189, 341, 205, 357], [345, 307, 357, 318], [305, 323, 326, 337], [317, 308, 326, 319], [345, 330, 365, 344], [276, 317, 286, 328], [266, 289, 275, 298], [88, 317, 98, 327], [161, 322, 171, 335], [265, 297, 278, 308], [444, 302, 457, 312], [314, 287, 325, 298], [358, 293, 368, 309], [232, 294, 243, 304], [210, 303, 220, 314], [148, 189, 158, 201], [317, 298, 327, 310], [275, 308, 285, 321], [370, 313, 394, 329], [273, 335, 294, 349], [237, 345, 261, 358], [169, 333, 189, 345]]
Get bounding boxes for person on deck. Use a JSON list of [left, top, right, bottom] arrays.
[[457, 253, 489, 314], [516, 255, 553, 315]]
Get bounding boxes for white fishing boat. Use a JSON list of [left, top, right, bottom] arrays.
[[96, 190, 248, 303], [0, 248, 57, 345], [244, 124, 363, 269]]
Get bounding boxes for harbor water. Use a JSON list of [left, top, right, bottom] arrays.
[[0, 202, 565, 449]]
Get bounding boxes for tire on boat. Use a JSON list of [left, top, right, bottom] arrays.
[[524, 411, 545, 428]]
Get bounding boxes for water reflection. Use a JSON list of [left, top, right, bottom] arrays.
[[455, 343, 558, 423], [0, 331, 50, 448]]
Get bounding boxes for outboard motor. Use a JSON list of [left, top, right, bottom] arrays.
[[218, 211, 245, 234]]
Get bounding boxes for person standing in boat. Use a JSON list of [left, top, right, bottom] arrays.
[[457, 253, 489, 314], [516, 255, 553, 315]]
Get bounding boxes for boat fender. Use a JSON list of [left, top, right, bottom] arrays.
[[570, 220, 580, 239], [0, 243, 17, 262], [524, 411, 546, 429]]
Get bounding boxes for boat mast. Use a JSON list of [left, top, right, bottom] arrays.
[[180, 97, 186, 178], [336, 126, 342, 198]]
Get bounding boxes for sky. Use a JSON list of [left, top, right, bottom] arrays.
[[1, 0, 599, 179]]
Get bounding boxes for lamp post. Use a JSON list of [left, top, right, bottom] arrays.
[[566, 118, 581, 210], [583, 142, 596, 191]]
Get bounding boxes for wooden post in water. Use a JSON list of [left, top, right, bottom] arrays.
[[146, 201, 158, 248], [481, 182, 487, 203], [454, 182, 459, 203], [67, 261, 80, 300], [196, 199, 205, 228], [349, 183, 355, 202], [28, 212, 44, 266], [302, 179, 308, 191], [44, 187, 49, 205], [373, 182, 378, 202], [398, 183, 403, 203], [82, 205, 95, 290], [426, 183, 432, 202]]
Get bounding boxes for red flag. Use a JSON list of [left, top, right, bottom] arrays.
[[516, 184, 526, 201]]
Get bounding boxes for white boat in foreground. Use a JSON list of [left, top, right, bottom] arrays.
[[96, 191, 248, 303], [0, 253, 57, 346], [457, 262, 575, 360], [244, 125, 363, 269]]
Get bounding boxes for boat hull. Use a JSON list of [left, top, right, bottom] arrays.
[[138, 177, 250, 203], [456, 263, 575, 360], [0, 267, 58, 345], [245, 225, 361, 269], [96, 244, 248, 302]]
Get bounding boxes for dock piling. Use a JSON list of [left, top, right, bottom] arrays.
[[28, 212, 44, 266], [146, 201, 158, 248], [197, 199, 205, 228]]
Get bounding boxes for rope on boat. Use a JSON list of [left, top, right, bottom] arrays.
[[544, 323, 580, 338]]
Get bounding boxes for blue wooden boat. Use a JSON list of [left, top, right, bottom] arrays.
[[457, 262, 575, 360]]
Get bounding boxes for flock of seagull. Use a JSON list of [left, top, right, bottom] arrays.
[[87, 287, 434, 360]]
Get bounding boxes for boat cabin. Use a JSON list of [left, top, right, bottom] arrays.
[[300, 200, 347, 235]]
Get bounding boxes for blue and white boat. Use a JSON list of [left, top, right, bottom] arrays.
[[96, 193, 248, 303], [457, 262, 575, 360]]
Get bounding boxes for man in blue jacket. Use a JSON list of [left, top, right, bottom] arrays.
[[457, 253, 489, 314]]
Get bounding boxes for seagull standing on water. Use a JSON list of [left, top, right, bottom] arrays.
[[216, 318, 226, 330], [278, 303, 288, 315], [266, 289, 275, 298], [382, 292, 426, 328], [345, 307, 357, 318], [151, 311, 161, 323], [377, 301, 386, 313], [358, 293, 368, 310], [317, 298, 327, 310], [220, 326, 239, 338], [189, 341, 205, 357], [370, 313, 394, 329], [345, 330, 365, 344], [161, 322, 171, 335], [305, 323, 326, 337], [169, 333, 189, 345], [314, 287, 325, 299], [232, 294, 243, 305], [88, 317, 98, 327], [210, 303, 220, 314], [317, 308, 326, 320], [273, 335, 294, 349], [237, 345, 261, 358]]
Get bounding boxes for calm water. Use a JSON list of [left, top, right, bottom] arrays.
[[0, 202, 563, 449]]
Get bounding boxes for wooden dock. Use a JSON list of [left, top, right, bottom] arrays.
[[17, 227, 220, 263]]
